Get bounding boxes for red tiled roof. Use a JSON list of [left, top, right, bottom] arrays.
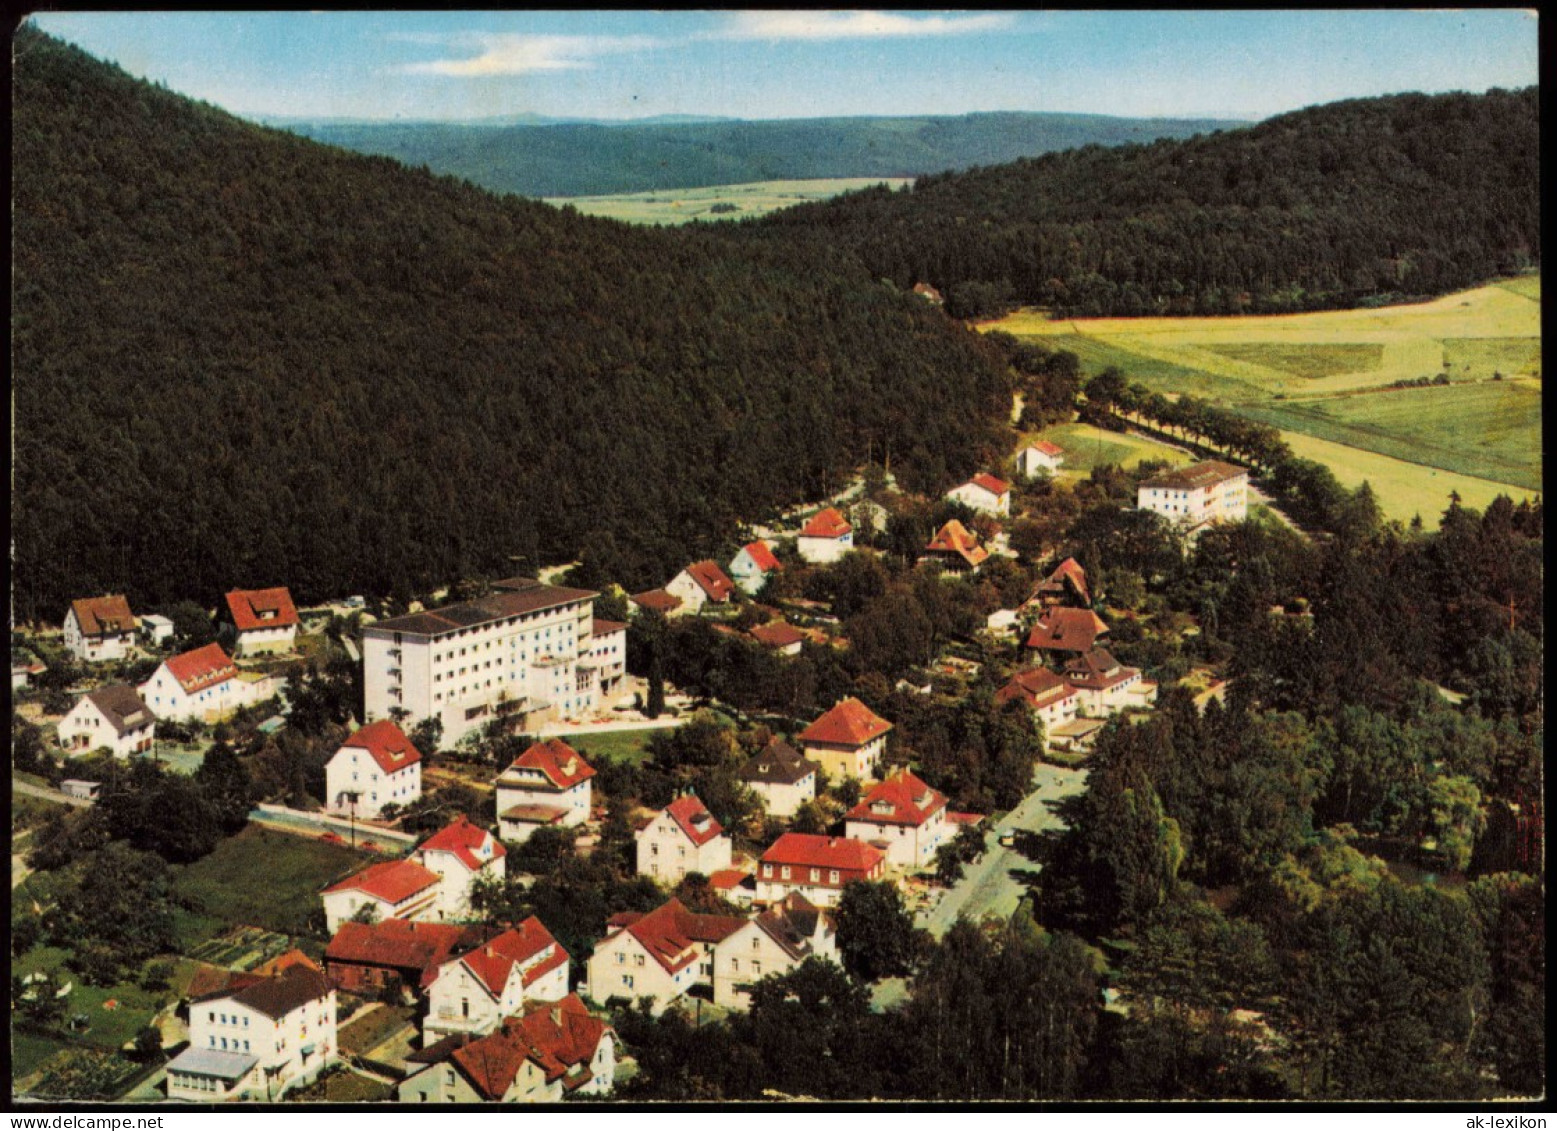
[[749, 621, 805, 649], [225, 587, 299, 632], [800, 507, 851, 539], [611, 899, 745, 975], [799, 697, 892, 748], [326, 919, 491, 988], [846, 769, 948, 828], [1025, 608, 1109, 653], [1025, 440, 1064, 457], [1063, 648, 1137, 690], [924, 520, 990, 568], [630, 588, 683, 614], [341, 719, 423, 775], [741, 540, 782, 573], [969, 472, 1011, 496], [164, 642, 237, 694], [417, 815, 506, 872], [708, 868, 755, 892], [661, 794, 724, 848], [324, 858, 441, 903], [69, 594, 135, 637], [253, 949, 320, 977], [947, 811, 985, 826], [1037, 558, 1091, 606], [761, 833, 885, 873], [995, 666, 1077, 709], [448, 995, 609, 1100], [505, 738, 595, 789], [591, 618, 628, 638], [458, 917, 567, 998], [1140, 459, 1247, 491], [683, 560, 736, 603]]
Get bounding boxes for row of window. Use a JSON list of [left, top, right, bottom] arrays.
[[762, 865, 842, 883], [209, 1011, 250, 1027], [174, 1073, 231, 1094], [209, 1035, 252, 1052]]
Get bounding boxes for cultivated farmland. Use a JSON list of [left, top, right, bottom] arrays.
[[546, 177, 913, 226], [984, 279, 1542, 521]]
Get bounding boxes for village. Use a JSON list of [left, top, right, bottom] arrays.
[[13, 445, 1253, 1102]]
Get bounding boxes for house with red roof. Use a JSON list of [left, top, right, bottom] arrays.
[[324, 918, 493, 999], [325, 719, 423, 819], [756, 834, 886, 908], [424, 917, 571, 1043], [1024, 607, 1110, 658], [57, 684, 156, 758], [844, 769, 951, 870], [628, 587, 685, 618], [995, 666, 1081, 740], [635, 792, 732, 882], [1016, 440, 1065, 479], [796, 507, 854, 564], [1031, 557, 1092, 610], [798, 697, 893, 781], [224, 587, 300, 656], [747, 619, 805, 656], [139, 641, 261, 723], [399, 994, 615, 1103], [947, 472, 1012, 516], [496, 739, 595, 844], [665, 560, 738, 614], [1062, 648, 1156, 717], [322, 858, 444, 934], [921, 519, 990, 573], [63, 594, 137, 663], [713, 893, 840, 1010], [413, 816, 507, 920], [729, 540, 783, 595], [586, 898, 746, 1014]]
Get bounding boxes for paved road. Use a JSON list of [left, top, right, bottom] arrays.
[[12, 777, 94, 808], [919, 762, 1088, 938]]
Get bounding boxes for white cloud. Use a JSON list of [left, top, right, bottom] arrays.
[[400, 33, 661, 77], [716, 10, 1015, 41]]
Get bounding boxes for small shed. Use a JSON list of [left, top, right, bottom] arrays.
[[60, 780, 102, 802], [140, 614, 175, 646]]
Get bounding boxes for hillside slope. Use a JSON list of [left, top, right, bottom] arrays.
[[12, 28, 1012, 620], [754, 89, 1540, 317], [285, 111, 1242, 199]]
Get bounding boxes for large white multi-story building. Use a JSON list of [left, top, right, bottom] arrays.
[[363, 579, 623, 745], [1137, 460, 1248, 531]]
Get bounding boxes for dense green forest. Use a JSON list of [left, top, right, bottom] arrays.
[[11, 27, 1013, 621], [754, 88, 1540, 317], [283, 111, 1240, 199]]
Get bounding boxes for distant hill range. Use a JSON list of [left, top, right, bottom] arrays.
[[751, 88, 1541, 318], [278, 111, 1246, 198]]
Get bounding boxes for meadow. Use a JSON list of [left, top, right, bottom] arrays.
[[986, 279, 1542, 521], [545, 178, 913, 225], [1018, 422, 1194, 476]]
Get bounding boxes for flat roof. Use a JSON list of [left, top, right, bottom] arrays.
[[166, 1047, 258, 1081], [368, 581, 597, 638]]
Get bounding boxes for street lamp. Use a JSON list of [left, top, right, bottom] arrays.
[[343, 790, 360, 848]]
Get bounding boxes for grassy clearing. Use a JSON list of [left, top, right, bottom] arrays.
[[1200, 342, 1384, 380], [337, 1002, 417, 1056], [1235, 382, 1542, 491], [569, 728, 662, 767], [172, 824, 371, 939], [13, 791, 66, 833], [1497, 274, 1541, 301], [545, 177, 913, 226], [1441, 337, 1541, 380], [1022, 422, 1194, 475]]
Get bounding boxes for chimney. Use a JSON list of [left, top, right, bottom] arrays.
[[486, 947, 495, 958], [551, 1006, 561, 1027]]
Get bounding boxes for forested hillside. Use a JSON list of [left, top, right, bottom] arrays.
[[755, 89, 1540, 317], [285, 111, 1240, 199], [12, 27, 1012, 621]]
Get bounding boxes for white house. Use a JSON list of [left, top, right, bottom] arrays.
[[712, 894, 839, 1011], [1016, 441, 1065, 478], [589, 618, 628, 703], [728, 540, 782, 595], [1137, 460, 1249, 531], [362, 578, 618, 747], [399, 994, 615, 1103], [796, 508, 853, 564], [63, 595, 137, 664], [946, 472, 1012, 517], [325, 719, 423, 819], [139, 642, 264, 723], [664, 561, 737, 614], [798, 697, 893, 782], [322, 859, 443, 934], [636, 793, 732, 882], [844, 769, 950, 871], [140, 614, 175, 648], [166, 962, 337, 1102], [496, 738, 595, 845], [737, 739, 817, 819], [423, 918, 571, 1043], [586, 898, 745, 1014], [412, 816, 507, 921], [224, 587, 300, 657], [1062, 648, 1156, 717], [755, 834, 886, 908], [995, 666, 1081, 742], [57, 684, 156, 759], [748, 620, 805, 656]]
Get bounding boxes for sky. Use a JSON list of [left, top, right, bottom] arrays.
[[27, 9, 1540, 124]]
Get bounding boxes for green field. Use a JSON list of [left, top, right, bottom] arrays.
[[1201, 342, 1385, 380], [1021, 422, 1194, 475], [172, 825, 372, 939], [545, 178, 913, 226], [1441, 337, 1542, 380], [569, 727, 665, 767]]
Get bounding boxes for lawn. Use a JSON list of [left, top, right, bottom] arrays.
[[1023, 422, 1194, 475], [172, 824, 372, 940], [13, 791, 66, 834], [337, 1002, 417, 1056], [568, 727, 662, 767], [544, 177, 912, 225], [1441, 337, 1541, 380], [12, 1030, 68, 1079]]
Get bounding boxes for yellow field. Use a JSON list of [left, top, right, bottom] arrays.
[[546, 178, 913, 225]]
